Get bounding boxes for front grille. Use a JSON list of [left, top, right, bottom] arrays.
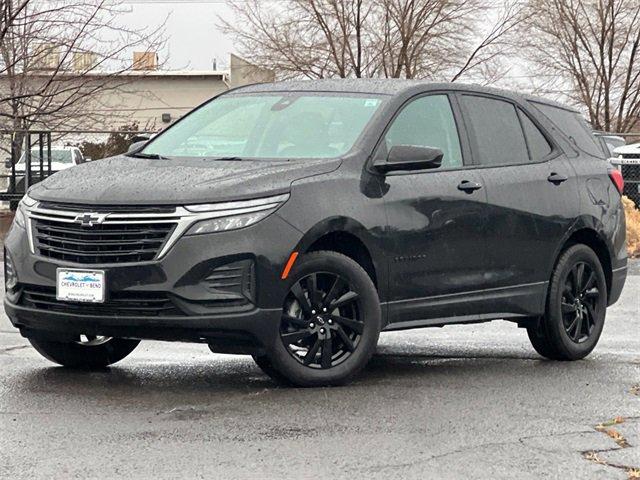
[[621, 161, 640, 206], [621, 164, 640, 182], [29, 205, 178, 264], [20, 284, 183, 317]]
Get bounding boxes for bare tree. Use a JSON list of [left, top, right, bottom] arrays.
[[219, 0, 523, 82], [521, 0, 640, 133], [0, 0, 166, 137]]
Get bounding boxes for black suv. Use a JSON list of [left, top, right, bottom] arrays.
[[4, 80, 628, 386]]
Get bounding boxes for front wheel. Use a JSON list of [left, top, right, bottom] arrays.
[[29, 335, 140, 368], [527, 244, 607, 360], [260, 251, 381, 387]]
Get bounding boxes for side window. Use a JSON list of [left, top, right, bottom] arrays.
[[460, 95, 529, 166], [531, 102, 602, 158], [383, 95, 463, 169], [518, 109, 552, 161]]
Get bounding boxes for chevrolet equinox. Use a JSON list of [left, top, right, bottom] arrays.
[[4, 80, 628, 386]]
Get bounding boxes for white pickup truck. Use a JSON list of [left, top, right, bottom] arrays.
[[11, 146, 86, 174], [611, 142, 640, 206]]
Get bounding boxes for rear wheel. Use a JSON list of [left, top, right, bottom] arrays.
[[527, 244, 607, 360], [260, 251, 381, 387], [29, 335, 140, 368]]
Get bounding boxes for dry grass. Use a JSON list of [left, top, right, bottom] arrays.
[[623, 196, 640, 258]]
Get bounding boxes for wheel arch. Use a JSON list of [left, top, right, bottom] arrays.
[[293, 217, 384, 298], [554, 225, 613, 299]]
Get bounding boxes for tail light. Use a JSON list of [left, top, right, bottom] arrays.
[[608, 167, 624, 195]]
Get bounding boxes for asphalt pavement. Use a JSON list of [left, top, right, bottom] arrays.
[[0, 260, 638, 479]]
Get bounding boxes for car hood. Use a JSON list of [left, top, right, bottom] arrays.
[[613, 142, 640, 155], [29, 155, 342, 205]]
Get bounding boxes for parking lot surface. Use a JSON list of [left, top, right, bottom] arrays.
[[1, 261, 638, 479]]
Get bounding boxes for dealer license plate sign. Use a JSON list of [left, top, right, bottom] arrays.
[[56, 269, 105, 303]]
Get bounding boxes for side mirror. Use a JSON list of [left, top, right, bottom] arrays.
[[127, 140, 148, 154], [374, 145, 444, 173]]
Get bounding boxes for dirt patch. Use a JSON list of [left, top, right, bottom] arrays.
[[624, 196, 640, 258]]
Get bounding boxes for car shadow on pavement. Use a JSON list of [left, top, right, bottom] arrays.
[[8, 347, 612, 402]]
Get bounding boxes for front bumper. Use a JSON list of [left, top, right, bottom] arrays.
[[5, 300, 281, 354], [4, 212, 302, 352]]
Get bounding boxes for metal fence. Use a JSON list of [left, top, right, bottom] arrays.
[[0, 129, 154, 207], [0, 131, 53, 205]]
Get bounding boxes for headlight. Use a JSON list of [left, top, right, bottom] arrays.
[[13, 193, 37, 229], [186, 210, 274, 235], [183, 193, 289, 235]]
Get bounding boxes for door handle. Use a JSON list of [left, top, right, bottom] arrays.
[[457, 180, 483, 193], [547, 172, 568, 184]]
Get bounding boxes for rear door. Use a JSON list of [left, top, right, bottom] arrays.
[[457, 93, 579, 293]]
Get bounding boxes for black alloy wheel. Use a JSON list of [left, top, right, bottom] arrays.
[[527, 244, 607, 361], [280, 272, 363, 369], [560, 261, 601, 343], [255, 251, 381, 387]]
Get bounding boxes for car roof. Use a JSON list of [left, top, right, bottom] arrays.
[[232, 79, 577, 112], [28, 146, 78, 151]]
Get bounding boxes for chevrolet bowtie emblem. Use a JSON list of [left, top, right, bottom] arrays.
[[74, 212, 109, 227]]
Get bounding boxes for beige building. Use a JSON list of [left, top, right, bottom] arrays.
[[84, 54, 275, 131], [0, 54, 274, 134]]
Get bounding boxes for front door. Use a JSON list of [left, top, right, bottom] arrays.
[[377, 94, 490, 323]]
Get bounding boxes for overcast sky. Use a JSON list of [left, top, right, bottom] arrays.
[[118, 0, 236, 71]]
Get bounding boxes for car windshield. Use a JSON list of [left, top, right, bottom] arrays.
[[141, 93, 385, 159], [18, 150, 73, 164]]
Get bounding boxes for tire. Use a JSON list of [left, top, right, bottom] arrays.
[[29, 336, 140, 368], [262, 251, 381, 387], [527, 244, 607, 360], [527, 322, 564, 360], [252, 355, 292, 386]]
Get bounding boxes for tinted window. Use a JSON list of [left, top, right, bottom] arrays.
[[531, 102, 602, 157], [461, 95, 529, 166], [518, 110, 552, 161], [383, 95, 463, 168]]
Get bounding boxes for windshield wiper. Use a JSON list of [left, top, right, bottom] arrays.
[[206, 156, 245, 161], [127, 152, 168, 160]]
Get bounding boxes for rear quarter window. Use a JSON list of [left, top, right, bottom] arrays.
[[517, 110, 552, 161], [530, 102, 602, 158]]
